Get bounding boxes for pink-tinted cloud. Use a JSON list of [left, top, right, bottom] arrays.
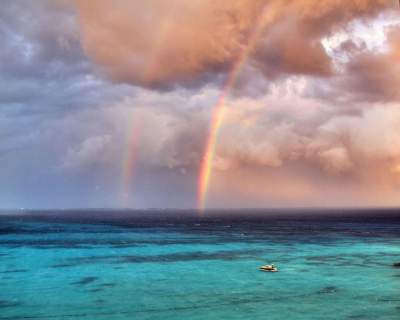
[[74, 0, 393, 88]]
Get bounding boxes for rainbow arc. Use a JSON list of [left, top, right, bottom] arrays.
[[197, 4, 274, 212]]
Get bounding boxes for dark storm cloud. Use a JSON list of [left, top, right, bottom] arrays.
[[0, 0, 86, 83], [0, 5, 70, 111], [0, 0, 134, 115]]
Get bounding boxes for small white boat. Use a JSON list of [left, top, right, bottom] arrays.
[[259, 264, 278, 272]]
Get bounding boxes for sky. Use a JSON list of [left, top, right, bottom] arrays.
[[1, 0, 400, 210]]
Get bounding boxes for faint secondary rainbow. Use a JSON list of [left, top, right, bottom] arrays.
[[120, 14, 172, 206], [121, 115, 142, 207], [197, 4, 273, 212]]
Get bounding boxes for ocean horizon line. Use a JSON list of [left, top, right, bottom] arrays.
[[2, 206, 400, 211], [1, 207, 400, 222]]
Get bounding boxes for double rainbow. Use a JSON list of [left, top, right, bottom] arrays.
[[121, 3, 275, 210]]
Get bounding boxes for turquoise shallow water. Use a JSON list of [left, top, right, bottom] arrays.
[[0, 212, 400, 319]]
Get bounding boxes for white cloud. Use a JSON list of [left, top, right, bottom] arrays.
[[63, 134, 112, 169]]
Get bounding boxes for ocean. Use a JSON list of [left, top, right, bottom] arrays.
[[0, 209, 399, 319]]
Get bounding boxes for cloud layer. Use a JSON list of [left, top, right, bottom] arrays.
[[1, 0, 400, 208]]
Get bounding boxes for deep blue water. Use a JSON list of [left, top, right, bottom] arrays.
[[0, 210, 400, 319]]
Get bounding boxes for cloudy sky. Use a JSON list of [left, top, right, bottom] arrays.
[[1, 0, 400, 209]]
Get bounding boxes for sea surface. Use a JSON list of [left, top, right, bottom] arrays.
[[0, 210, 400, 320]]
